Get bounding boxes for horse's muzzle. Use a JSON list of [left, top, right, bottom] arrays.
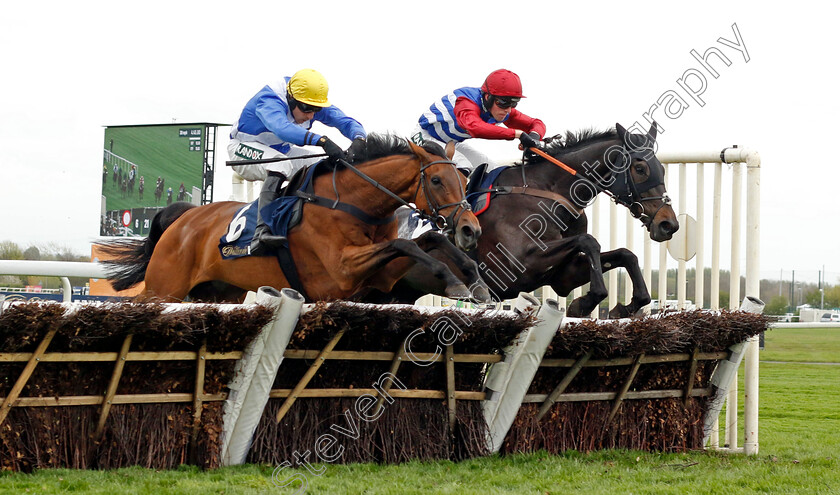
[[455, 224, 480, 251], [650, 218, 678, 242]]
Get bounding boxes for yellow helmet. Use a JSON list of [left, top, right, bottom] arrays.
[[287, 69, 331, 107]]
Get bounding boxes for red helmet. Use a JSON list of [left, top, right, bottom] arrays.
[[481, 69, 525, 98]]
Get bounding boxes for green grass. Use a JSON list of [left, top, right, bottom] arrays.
[[762, 326, 840, 363], [2, 328, 838, 494]]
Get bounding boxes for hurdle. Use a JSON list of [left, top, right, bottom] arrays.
[[570, 145, 762, 454]]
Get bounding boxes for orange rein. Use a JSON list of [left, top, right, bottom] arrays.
[[529, 147, 577, 176]]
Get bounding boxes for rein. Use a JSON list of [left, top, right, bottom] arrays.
[[300, 156, 470, 233], [506, 140, 670, 225], [225, 153, 329, 167], [528, 147, 577, 176]]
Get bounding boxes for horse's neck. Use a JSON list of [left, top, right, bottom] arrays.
[[338, 156, 420, 216], [531, 139, 618, 200]]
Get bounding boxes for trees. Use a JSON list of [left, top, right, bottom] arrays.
[[764, 295, 790, 316], [0, 241, 89, 289], [23, 246, 40, 261], [0, 241, 23, 261]]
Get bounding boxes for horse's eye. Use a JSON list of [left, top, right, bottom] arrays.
[[635, 165, 647, 175], [431, 176, 442, 185]]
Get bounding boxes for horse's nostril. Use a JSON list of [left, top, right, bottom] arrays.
[[660, 221, 678, 234], [461, 225, 474, 239]]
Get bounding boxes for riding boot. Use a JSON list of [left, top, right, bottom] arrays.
[[250, 172, 288, 255]]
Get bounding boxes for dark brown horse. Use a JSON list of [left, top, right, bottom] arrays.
[[99, 135, 487, 303], [358, 123, 679, 318]]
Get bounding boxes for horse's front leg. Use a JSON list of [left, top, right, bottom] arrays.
[[338, 239, 472, 300], [412, 231, 490, 302], [499, 233, 608, 316], [549, 247, 650, 318], [521, 234, 607, 317], [601, 248, 651, 318]]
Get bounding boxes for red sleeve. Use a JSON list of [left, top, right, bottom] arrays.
[[454, 97, 516, 140], [503, 109, 547, 138]]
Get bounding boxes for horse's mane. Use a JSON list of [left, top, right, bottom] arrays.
[[524, 128, 618, 164], [347, 132, 446, 164]]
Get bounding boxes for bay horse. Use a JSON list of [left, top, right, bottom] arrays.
[[358, 123, 679, 318], [98, 134, 487, 303]]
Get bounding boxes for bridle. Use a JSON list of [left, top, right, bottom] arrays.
[[413, 160, 472, 236], [331, 157, 471, 235], [527, 133, 671, 227], [603, 142, 671, 226]]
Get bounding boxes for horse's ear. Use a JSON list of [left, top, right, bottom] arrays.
[[408, 140, 427, 158], [648, 121, 658, 141], [615, 122, 627, 139], [445, 141, 456, 161]]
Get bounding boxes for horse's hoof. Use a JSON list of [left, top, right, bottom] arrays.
[[445, 284, 472, 300], [567, 300, 584, 317], [471, 285, 491, 304], [608, 304, 632, 319]]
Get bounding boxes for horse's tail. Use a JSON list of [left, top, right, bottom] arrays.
[[98, 202, 196, 291]]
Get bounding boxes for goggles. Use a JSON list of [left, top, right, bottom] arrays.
[[493, 96, 520, 109], [296, 100, 324, 113]]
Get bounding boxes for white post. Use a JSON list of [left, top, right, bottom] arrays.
[[743, 150, 762, 455], [677, 163, 687, 309], [542, 286, 558, 306], [642, 234, 652, 315], [729, 164, 742, 310], [60, 277, 72, 303], [249, 180, 259, 202], [416, 294, 434, 306], [590, 195, 601, 318], [624, 211, 634, 304], [743, 334, 759, 453], [658, 164, 669, 311], [608, 201, 619, 312], [695, 163, 705, 309], [711, 163, 722, 310], [231, 172, 246, 202], [658, 243, 668, 311]]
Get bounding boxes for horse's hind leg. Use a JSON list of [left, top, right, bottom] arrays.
[[548, 235, 607, 318], [142, 256, 195, 302]]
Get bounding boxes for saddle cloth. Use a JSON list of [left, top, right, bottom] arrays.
[[465, 165, 509, 216], [218, 162, 324, 259]]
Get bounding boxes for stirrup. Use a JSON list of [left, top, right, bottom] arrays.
[[250, 227, 287, 255], [259, 234, 287, 248]]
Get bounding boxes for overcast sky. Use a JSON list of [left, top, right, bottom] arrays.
[[0, 1, 836, 285]]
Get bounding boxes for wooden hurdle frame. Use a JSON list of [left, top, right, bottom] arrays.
[[1, 289, 766, 469]]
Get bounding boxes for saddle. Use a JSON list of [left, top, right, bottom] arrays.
[[465, 164, 509, 215], [464, 163, 582, 218], [218, 160, 335, 300]]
